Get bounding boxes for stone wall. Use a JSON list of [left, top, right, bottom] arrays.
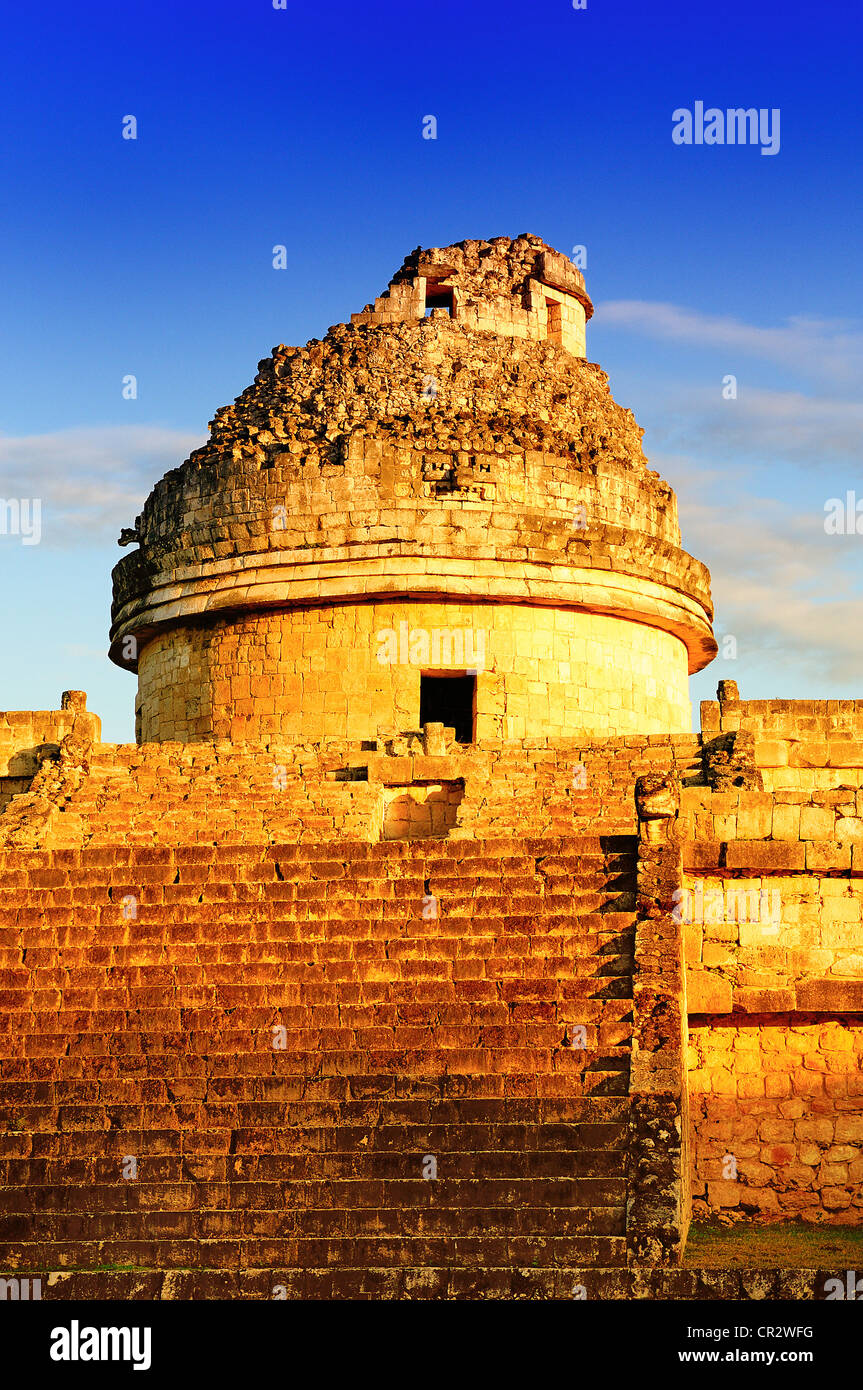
[[682, 870, 863, 1014], [679, 715, 863, 1223], [136, 601, 692, 744], [350, 235, 592, 357], [702, 690, 863, 792], [0, 732, 702, 851], [0, 695, 101, 812], [681, 781, 863, 1017], [689, 1018, 863, 1223]]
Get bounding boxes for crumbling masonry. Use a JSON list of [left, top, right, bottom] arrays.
[[1, 236, 860, 1299]]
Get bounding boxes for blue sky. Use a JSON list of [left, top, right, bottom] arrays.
[[1, 0, 861, 741]]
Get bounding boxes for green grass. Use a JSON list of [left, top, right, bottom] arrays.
[[684, 1222, 863, 1269]]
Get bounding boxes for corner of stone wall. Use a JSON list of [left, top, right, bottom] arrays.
[[0, 691, 97, 849], [627, 772, 689, 1266]]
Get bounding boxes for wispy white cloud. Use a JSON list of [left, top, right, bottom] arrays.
[[643, 385, 863, 467], [0, 425, 205, 547], [662, 454, 863, 686], [599, 300, 863, 388]]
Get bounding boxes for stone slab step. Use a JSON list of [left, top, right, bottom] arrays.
[[0, 1175, 626, 1210], [0, 1233, 628, 1270], [0, 1088, 629, 1120], [5, 1265, 619, 1298], [0, 1147, 628, 1182], [0, 1204, 626, 1240]]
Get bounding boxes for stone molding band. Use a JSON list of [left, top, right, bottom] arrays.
[[110, 554, 717, 673]]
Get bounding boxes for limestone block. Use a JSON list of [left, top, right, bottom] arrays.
[[733, 987, 796, 1012], [805, 842, 851, 872], [827, 742, 863, 768], [724, 841, 805, 872], [687, 969, 732, 1013], [367, 756, 413, 784], [830, 955, 863, 977], [702, 943, 735, 968], [836, 817, 863, 841], [703, 920, 739, 942], [822, 1187, 854, 1209], [799, 805, 836, 840], [771, 804, 800, 840], [713, 814, 737, 840], [706, 1180, 740, 1208], [700, 701, 721, 735], [835, 1115, 863, 1142], [797, 979, 863, 1010], [683, 919, 703, 965], [789, 742, 829, 768], [736, 792, 773, 839], [754, 739, 788, 766]]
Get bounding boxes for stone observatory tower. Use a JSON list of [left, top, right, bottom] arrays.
[[110, 235, 716, 744]]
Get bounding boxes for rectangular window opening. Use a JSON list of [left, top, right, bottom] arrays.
[[424, 282, 454, 317], [546, 298, 563, 345], [419, 672, 476, 744]]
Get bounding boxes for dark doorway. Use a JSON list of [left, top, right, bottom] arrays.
[[419, 673, 475, 744], [546, 298, 562, 345], [424, 282, 454, 316]]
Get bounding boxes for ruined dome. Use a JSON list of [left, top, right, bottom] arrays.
[[110, 235, 716, 744]]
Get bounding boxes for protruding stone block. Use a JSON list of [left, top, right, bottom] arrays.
[[421, 722, 446, 757], [717, 680, 739, 704], [733, 987, 796, 1012], [724, 841, 805, 872], [797, 979, 863, 1011], [687, 969, 732, 1013]]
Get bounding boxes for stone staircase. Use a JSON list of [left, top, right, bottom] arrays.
[[0, 835, 639, 1297]]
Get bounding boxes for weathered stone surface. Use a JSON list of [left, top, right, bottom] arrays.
[[733, 987, 796, 1012], [108, 238, 716, 745], [2, 239, 863, 1299], [687, 970, 733, 1014], [797, 978, 863, 1010], [724, 840, 805, 871]]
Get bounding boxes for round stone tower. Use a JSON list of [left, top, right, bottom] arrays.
[[110, 235, 717, 744]]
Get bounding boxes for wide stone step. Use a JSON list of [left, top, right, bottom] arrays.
[[1, 1115, 630, 1148], [0, 1002, 634, 1030], [0, 1233, 628, 1270], [0, 1202, 626, 1240], [11, 1265, 613, 1298], [0, 1090, 629, 1121], [0, 1062, 628, 1093], [0, 1147, 628, 1183], [0, 836, 634, 863], [0, 1173, 626, 1210], [0, 953, 635, 978]]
